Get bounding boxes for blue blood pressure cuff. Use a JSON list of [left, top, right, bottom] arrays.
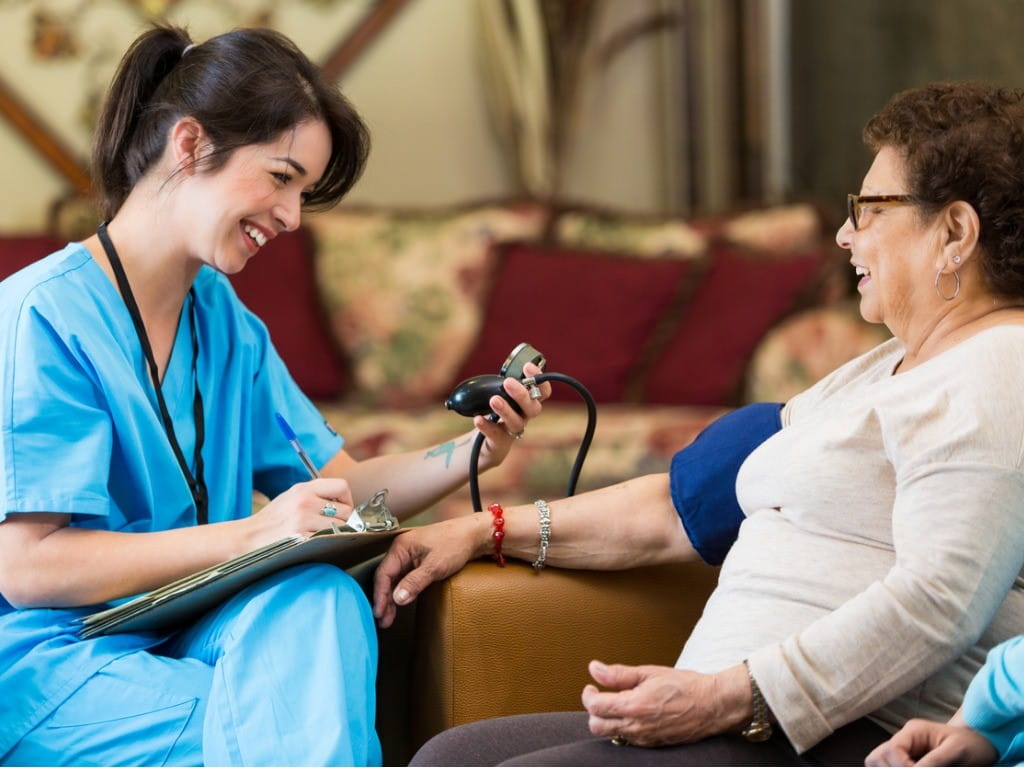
[[669, 402, 783, 565]]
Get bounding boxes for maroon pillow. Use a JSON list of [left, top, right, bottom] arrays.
[[453, 242, 703, 403], [642, 241, 827, 406], [0, 235, 66, 281], [229, 228, 350, 400]]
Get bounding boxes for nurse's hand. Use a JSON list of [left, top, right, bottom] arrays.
[[475, 362, 550, 469], [865, 717, 998, 766], [247, 478, 354, 549]]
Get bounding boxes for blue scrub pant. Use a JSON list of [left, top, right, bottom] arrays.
[[5, 564, 382, 766]]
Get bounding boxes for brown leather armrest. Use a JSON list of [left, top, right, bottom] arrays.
[[409, 558, 718, 750]]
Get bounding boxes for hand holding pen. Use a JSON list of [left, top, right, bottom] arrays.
[[274, 412, 360, 532]]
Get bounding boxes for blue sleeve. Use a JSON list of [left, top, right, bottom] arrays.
[[239, 306, 344, 498], [668, 402, 783, 565], [962, 635, 1024, 765], [1, 305, 114, 520]]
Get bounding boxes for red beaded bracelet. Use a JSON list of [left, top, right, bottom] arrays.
[[488, 503, 506, 566]]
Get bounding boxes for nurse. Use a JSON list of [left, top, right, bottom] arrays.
[[0, 24, 546, 767]]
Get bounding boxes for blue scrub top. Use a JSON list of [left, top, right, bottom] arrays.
[[0, 244, 344, 755], [963, 635, 1024, 765]]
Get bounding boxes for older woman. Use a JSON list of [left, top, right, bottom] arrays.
[[373, 81, 1024, 766]]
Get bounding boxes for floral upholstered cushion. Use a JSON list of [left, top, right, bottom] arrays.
[[552, 202, 826, 258], [552, 209, 708, 259], [744, 301, 892, 403], [719, 203, 826, 253], [308, 203, 548, 407]]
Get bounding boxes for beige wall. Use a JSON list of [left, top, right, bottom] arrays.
[[338, 0, 512, 208], [0, 0, 674, 233]]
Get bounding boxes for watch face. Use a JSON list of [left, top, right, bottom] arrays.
[[742, 724, 773, 743]]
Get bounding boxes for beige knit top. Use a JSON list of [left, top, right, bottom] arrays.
[[677, 326, 1024, 753]]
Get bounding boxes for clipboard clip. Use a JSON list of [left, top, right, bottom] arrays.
[[343, 488, 398, 532]]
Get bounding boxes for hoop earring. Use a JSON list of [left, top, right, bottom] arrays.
[[934, 269, 961, 301]]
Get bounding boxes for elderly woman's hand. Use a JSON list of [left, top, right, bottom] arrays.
[[864, 716, 997, 767], [474, 362, 550, 467], [581, 660, 753, 747], [372, 513, 490, 628]]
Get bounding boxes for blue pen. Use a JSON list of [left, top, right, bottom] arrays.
[[275, 412, 353, 533], [274, 412, 321, 479]]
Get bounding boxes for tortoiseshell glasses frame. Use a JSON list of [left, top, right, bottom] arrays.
[[847, 194, 914, 230]]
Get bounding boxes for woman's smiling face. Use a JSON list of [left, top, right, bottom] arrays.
[[836, 146, 940, 333], [183, 118, 331, 275]]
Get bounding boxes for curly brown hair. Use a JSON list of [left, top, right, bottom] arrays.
[[863, 81, 1024, 299]]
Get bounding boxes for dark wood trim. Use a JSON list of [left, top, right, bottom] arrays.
[[321, 0, 414, 80], [0, 72, 92, 196]]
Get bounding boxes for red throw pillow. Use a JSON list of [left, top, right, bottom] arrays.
[[229, 228, 350, 400], [0, 235, 66, 281], [642, 240, 828, 406], [452, 242, 703, 403]]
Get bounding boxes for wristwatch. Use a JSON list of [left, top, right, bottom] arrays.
[[741, 660, 773, 742]]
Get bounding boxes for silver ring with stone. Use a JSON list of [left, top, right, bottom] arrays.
[[322, 504, 338, 517]]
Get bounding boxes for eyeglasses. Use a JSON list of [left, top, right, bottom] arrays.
[[846, 194, 914, 230]]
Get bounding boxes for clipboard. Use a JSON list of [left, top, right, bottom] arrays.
[[77, 526, 401, 638]]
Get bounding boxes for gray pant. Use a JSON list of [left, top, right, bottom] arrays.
[[410, 711, 889, 767]]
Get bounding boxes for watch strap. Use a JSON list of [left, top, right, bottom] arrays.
[[741, 659, 773, 742]]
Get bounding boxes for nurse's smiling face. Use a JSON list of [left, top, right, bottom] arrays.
[[181, 118, 331, 275]]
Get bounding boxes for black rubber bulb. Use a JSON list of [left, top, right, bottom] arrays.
[[444, 375, 523, 416]]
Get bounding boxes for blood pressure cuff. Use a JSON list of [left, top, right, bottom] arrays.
[[669, 402, 783, 565]]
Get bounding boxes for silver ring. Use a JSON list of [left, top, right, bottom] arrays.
[[506, 428, 524, 440], [528, 384, 542, 400], [610, 735, 628, 747], [322, 504, 337, 517]]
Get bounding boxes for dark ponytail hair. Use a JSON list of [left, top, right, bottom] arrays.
[[92, 24, 370, 219]]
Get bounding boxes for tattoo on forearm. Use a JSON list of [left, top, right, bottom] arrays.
[[424, 438, 471, 469]]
